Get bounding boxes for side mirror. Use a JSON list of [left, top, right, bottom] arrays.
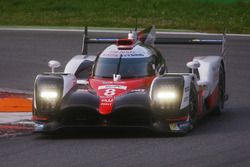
[[186, 61, 200, 73], [159, 65, 167, 75], [48, 60, 61, 73]]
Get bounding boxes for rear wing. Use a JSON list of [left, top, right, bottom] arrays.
[[81, 26, 226, 57]]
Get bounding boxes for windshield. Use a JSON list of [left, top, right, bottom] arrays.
[[94, 57, 155, 78]]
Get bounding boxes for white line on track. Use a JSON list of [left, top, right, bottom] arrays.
[[0, 112, 32, 124], [0, 88, 32, 95], [0, 27, 250, 37]]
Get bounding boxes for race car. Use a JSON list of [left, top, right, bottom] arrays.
[[33, 26, 228, 134]]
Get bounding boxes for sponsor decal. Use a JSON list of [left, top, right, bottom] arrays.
[[178, 121, 190, 129], [185, 87, 190, 92], [101, 53, 119, 58], [101, 53, 144, 58], [99, 97, 114, 114], [100, 47, 150, 58], [122, 53, 144, 57], [184, 96, 189, 102], [101, 98, 113, 103], [100, 103, 112, 106], [100, 95, 113, 98], [98, 85, 127, 90], [102, 81, 125, 84], [169, 121, 190, 131], [169, 123, 180, 131], [102, 81, 113, 84], [131, 89, 145, 92], [103, 89, 116, 96]]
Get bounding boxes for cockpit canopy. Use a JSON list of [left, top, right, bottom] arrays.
[[93, 57, 155, 78], [93, 44, 156, 78]]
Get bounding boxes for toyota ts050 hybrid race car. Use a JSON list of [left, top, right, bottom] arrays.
[[33, 26, 228, 134]]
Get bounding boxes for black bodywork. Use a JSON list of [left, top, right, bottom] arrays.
[[33, 73, 189, 133]]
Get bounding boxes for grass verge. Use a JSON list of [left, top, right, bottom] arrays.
[[0, 0, 250, 33]]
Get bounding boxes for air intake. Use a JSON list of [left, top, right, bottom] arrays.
[[116, 39, 135, 49]]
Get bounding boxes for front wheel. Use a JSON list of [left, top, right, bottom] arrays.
[[212, 64, 225, 115], [187, 83, 198, 131]]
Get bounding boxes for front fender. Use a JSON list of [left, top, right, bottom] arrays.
[[150, 74, 194, 112], [60, 87, 99, 111]]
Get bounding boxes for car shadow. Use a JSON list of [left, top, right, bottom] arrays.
[[189, 106, 250, 136], [34, 106, 249, 140], [34, 125, 188, 139], [35, 127, 156, 140]]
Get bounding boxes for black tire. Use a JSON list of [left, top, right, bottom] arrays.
[[212, 64, 225, 115], [188, 83, 198, 130]]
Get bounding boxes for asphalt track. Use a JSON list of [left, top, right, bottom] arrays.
[[0, 30, 250, 167]]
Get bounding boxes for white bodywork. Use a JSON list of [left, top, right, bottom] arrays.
[[180, 75, 192, 109], [62, 54, 97, 97], [64, 55, 96, 74], [150, 55, 223, 111], [62, 74, 76, 97], [100, 44, 151, 58], [193, 56, 223, 99]]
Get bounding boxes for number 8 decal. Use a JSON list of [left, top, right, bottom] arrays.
[[104, 89, 116, 96]]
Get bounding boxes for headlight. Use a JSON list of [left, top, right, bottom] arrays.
[[155, 90, 178, 103], [39, 90, 59, 111], [40, 90, 58, 100], [157, 91, 177, 101], [154, 89, 180, 110]]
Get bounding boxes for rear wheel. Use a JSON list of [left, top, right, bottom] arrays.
[[213, 64, 225, 115]]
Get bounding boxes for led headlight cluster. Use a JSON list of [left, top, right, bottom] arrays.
[[39, 88, 60, 111], [153, 85, 181, 110], [155, 85, 178, 102], [156, 91, 177, 102], [40, 90, 58, 100], [35, 75, 63, 112]]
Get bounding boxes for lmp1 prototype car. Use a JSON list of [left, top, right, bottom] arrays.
[[33, 26, 228, 134]]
